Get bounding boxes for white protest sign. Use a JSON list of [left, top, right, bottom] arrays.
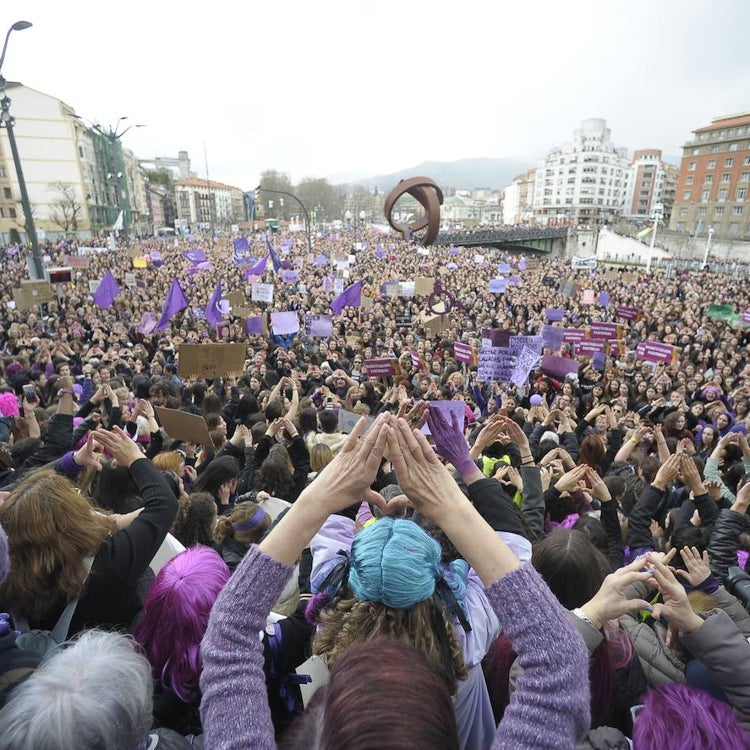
[[251, 283, 274, 303]]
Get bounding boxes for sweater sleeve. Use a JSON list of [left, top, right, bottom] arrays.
[[519, 465, 544, 540], [488, 564, 590, 749], [93, 458, 178, 586], [200, 545, 293, 750], [467, 477, 529, 538], [600, 499, 625, 571], [624, 484, 663, 557]]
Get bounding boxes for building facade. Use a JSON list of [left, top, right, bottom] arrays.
[[622, 149, 678, 222], [503, 169, 537, 225], [533, 118, 629, 225], [669, 112, 750, 238], [174, 178, 248, 234]]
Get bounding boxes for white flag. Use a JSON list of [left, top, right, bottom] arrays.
[[112, 211, 124, 233]]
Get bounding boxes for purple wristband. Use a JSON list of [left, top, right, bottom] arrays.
[[59, 450, 84, 477]]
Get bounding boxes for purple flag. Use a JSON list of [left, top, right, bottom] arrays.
[[489, 278, 507, 294], [205, 281, 223, 329], [233, 237, 250, 253], [156, 278, 189, 331], [315, 254, 328, 266], [376, 248, 386, 259], [323, 276, 334, 293], [598, 291, 610, 307], [266, 236, 282, 271], [7, 244, 19, 256], [519, 258, 527, 270], [449, 246, 459, 255], [244, 255, 268, 278], [137, 312, 158, 335], [331, 280, 362, 314], [592, 352, 607, 369], [246, 316, 264, 335], [93, 271, 120, 309], [546, 308, 565, 322], [184, 249, 207, 264]]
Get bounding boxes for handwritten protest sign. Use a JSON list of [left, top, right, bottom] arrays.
[[177, 343, 246, 379], [251, 283, 274, 303], [304, 314, 333, 338]]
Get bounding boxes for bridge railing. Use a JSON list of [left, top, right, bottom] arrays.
[[434, 227, 568, 245]]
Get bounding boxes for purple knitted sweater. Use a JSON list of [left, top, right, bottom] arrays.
[[200, 546, 589, 750]]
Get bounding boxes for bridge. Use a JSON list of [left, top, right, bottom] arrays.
[[433, 226, 568, 254]]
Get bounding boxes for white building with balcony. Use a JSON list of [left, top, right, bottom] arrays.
[[533, 118, 630, 225]]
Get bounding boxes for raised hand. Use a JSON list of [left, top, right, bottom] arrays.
[[673, 546, 712, 587], [426, 404, 474, 475], [94, 426, 145, 468]]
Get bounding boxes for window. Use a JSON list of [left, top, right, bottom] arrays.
[[8, 208, 15, 219], [689, 161, 697, 171], [683, 190, 693, 200], [704, 175, 714, 183], [741, 172, 750, 182], [708, 160, 716, 168], [715, 207, 724, 215], [711, 146, 720, 153], [680, 207, 688, 216], [718, 189, 728, 202], [722, 173, 731, 182], [677, 221, 686, 231], [693, 148, 701, 155], [737, 187, 747, 200], [2, 188, 10, 200], [644, 172, 653, 178], [733, 206, 743, 215], [698, 207, 708, 215], [729, 143, 739, 151], [726, 157, 735, 166], [686, 176, 694, 185], [744, 156, 750, 166], [730, 222, 740, 234], [701, 190, 710, 201], [0, 166, 4, 178]]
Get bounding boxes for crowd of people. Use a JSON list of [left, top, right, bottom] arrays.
[[0, 225, 749, 748]]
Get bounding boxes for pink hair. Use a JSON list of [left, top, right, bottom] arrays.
[[0, 392, 20, 418], [133, 546, 229, 702]]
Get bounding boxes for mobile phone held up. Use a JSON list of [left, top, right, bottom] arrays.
[[22, 384, 38, 404]]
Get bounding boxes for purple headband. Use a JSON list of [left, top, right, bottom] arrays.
[[232, 507, 267, 532]]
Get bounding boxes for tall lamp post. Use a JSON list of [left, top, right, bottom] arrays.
[[702, 226, 715, 270], [0, 21, 43, 279], [645, 209, 662, 273], [256, 186, 312, 255]]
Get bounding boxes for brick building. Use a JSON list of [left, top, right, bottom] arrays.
[[670, 112, 750, 238]]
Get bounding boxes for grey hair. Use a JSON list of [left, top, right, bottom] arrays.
[[0, 629, 153, 750]]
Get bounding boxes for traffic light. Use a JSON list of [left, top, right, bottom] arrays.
[[254, 186, 261, 203]]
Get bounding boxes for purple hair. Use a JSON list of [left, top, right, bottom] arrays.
[[633, 682, 750, 750], [133, 545, 230, 702]]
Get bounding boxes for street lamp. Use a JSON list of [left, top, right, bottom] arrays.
[[645, 210, 663, 273], [0, 21, 43, 279], [256, 185, 312, 255], [702, 226, 714, 270]]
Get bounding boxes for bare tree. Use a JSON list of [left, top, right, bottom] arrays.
[[48, 182, 82, 234]]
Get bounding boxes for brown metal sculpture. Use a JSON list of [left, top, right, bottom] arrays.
[[383, 176, 444, 246]]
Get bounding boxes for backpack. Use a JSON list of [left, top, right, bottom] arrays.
[[13, 556, 94, 659]]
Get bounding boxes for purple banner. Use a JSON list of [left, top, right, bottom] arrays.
[[636, 341, 677, 364], [541, 354, 579, 379], [541, 324, 565, 351], [589, 322, 621, 340], [364, 359, 394, 377], [453, 341, 475, 364], [563, 328, 587, 343], [575, 339, 607, 356], [546, 308, 565, 322], [615, 305, 639, 321]]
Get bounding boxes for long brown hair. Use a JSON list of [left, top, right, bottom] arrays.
[[0, 470, 114, 620], [313, 596, 468, 694]]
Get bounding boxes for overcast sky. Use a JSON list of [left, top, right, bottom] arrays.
[[2, 0, 749, 191]]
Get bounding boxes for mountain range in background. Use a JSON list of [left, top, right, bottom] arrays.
[[327, 154, 684, 192], [328, 157, 534, 192]]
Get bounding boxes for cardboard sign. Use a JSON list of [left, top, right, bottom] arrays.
[[360, 294, 374, 309], [154, 406, 213, 446], [233, 306, 254, 318], [364, 359, 394, 377], [64, 254, 90, 268], [12, 281, 54, 309], [572, 256, 597, 270], [415, 277, 435, 296], [295, 654, 330, 709], [225, 291, 245, 307], [177, 343, 246, 379]]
